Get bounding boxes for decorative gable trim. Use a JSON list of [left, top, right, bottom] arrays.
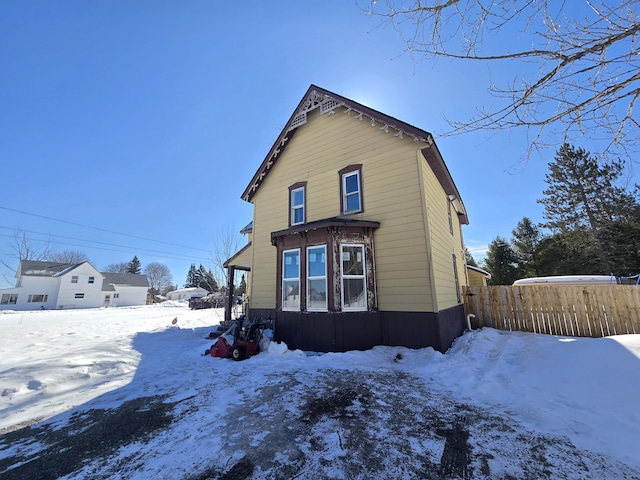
[[241, 85, 463, 218]]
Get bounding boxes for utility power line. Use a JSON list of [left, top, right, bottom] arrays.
[[0, 206, 210, 253], [0, 228, 208, 262]]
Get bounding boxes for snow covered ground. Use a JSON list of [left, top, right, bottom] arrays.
[[1, 303, 639, 479]]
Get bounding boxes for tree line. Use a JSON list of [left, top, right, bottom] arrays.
[[481, 143, 640, 285]]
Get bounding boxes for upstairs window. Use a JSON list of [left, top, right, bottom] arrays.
[[339, 165, 363, 214], [289, 183, 306, 226], [282, 249, 300, 311], [88, 276, 95, 284], [71, 276, 79, 284], [341, 244, 367, 311]]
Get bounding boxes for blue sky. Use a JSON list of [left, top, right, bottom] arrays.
[[0, 1, 570, 288]]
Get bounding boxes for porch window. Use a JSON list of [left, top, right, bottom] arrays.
[[341, 244, 366, 311], [1, 294, 18, 305], [307, 245, 327, 311], [282, 249, 300, 311], [289, 184, 306, 226], [340, 165, 363, 214]]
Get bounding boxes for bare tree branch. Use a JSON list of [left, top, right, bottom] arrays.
[[45, 250, 89, 264], [0, 230, 51, 284], [209, 223, 244, 289], [362, 0, 640, 159]]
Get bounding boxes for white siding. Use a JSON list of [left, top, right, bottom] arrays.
[[56, 264, 104, 309]]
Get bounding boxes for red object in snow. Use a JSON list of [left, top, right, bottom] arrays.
[[210, 336, 260, 361], [171, 317, 178, 325], [208, 317, 267, 361]]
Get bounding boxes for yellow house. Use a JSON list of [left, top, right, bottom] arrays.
[[225, 85, 469, 353]]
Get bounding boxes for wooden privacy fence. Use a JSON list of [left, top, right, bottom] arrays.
[[463, 285, 640, 338]]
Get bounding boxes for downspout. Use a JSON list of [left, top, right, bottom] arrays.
[[466, 313, 475, 331]]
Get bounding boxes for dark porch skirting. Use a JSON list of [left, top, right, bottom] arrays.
[[249, 304, 465, 353]]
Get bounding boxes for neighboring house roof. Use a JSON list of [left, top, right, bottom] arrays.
[[467, 265, 491, 278], [102, 273, 149, 288], [240, 84, 468, 224], [18, 260, 101, 277], [18, 261, 77, 277], [16, 261, 149, 289]]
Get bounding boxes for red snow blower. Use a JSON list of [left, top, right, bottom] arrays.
[[206, 316, 268, 361]]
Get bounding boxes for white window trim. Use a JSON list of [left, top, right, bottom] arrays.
[[291, 186, 305, 226], [340, 243, 367, 312], [307, 245, 327, 312], [282, 248, 301, 311], [342, 171, 362, 214]]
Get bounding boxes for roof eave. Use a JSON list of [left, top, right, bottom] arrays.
[[241, 84, 435, 203]]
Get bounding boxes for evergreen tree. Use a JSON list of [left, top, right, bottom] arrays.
[[538, 143, 639, 274], [483, 236, 521, 285], [464, 248, 478, 267], [126, 256, 141, 275], [184, 264, 197, 288], [184, 263, 219, 292], [599, 208, 640, 276], [535, 229, 601, 276], [511, 217, 543, 277], [236, 274, 247, 296], [198, 264, 219, 293]]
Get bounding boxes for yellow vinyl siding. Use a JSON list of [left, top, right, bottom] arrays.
[[249, 107, 439, 312], [420, 150, 467, 310]]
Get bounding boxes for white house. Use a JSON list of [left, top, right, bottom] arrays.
[[166, 287, 209, 301], [0, 260, 149, 311]]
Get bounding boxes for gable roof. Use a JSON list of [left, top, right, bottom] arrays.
[[18, 260, 101, 277], [18, 260, 75, 277], [102, 272, 149, 288], [241, 84, 468, 224]]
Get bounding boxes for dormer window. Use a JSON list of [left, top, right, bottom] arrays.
[[339, 165, 363, 215], [289, 182, 306, 226]]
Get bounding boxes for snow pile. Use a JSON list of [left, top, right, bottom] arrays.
[[0, 304, 638, 479]]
